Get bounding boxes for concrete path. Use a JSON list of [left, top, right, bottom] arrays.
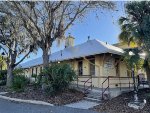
[[0, 98, 98, 113], [65, 100, 99, 109]]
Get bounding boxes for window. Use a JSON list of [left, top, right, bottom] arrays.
[[115, 59, 120, 76], [115, 63, 120, 76], [78, 61, 83, 75], [40, 67, 42, 73], [32, 68, 34, 75], [36, 67, 38, 75], [89, 59, 95, 75]]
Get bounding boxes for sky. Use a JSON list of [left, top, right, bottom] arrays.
[[20, 1, 126, 63]]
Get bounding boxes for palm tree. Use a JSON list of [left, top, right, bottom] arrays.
[[118, 1, 150, 83]]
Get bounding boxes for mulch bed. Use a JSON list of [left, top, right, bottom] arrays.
[[2, 85, 85, 105], [0, 86, 9, 92], [92, 88, 150, 113]]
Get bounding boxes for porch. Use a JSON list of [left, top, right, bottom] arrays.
[[72, 75, 135, 100]]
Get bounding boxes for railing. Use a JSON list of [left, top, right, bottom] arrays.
[[76, 75, 134, 97], [84, 77, 92, 93], [102, 76, 110, 100], [101, 76, 133, 100], [76, 75, 92, 93]]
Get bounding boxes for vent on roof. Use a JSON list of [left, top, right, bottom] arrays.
[[61, 50, 62, 56], [88, 36, 90, 41]]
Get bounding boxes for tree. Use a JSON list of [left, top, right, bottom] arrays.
[[123, 48, 144, 74], [0, 14, 35, 87], [0, 1, 115, 70], [119, 1, 150, 82]]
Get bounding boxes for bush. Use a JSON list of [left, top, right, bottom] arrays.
[[31, 74, 41, 89], [0, 70, 7, 80], [42, 63, 76, 94], [13, 68, 24, 76], [12, 75, 29, 92], [31, 74, 37, 78], [0, 70, 7, 86]]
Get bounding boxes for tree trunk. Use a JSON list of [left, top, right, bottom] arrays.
[[6, 66, 14, 87], [42, 49, 49, 69], [42, 48, 50, 90]]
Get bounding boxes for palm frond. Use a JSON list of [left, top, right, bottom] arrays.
[[118, 17, 128, 25], [118, 31, 130, 43]]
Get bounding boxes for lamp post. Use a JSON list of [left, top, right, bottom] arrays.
[[129, 51, 139, 102], [128, 51, 146, 109]]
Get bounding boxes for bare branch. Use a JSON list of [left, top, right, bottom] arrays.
[[14, 49, 30, 67], [52, 1, 63, 12]]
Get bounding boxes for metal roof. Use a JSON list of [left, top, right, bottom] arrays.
[[19, 39, 124, 68]]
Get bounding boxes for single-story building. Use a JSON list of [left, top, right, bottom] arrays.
[[19, 35, 146, 91]]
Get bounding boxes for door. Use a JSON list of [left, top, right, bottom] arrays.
[[89, 59, 95, 76], [78, 61, 83, 75], [115, 59, 120, 76]]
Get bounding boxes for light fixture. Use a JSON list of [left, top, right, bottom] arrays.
[[129, 51, 134, 56], [128, 50, 146, 109]]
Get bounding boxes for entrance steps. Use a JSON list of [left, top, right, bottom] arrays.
[[70, 84, 135, 102], [84, 90, 102, 102]]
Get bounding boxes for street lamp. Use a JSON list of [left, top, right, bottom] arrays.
[[128, 50, 146, 109], [129, 50, 139, 102]]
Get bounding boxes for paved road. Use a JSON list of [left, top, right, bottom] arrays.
[[0, 98, 98, 113]]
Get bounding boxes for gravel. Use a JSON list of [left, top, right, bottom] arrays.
[[0, 86, 8, 92]]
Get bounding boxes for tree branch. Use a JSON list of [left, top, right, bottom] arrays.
[[64, 3, 89, 31], [52, 1, 63, 12], [14, 50, 30, 67]]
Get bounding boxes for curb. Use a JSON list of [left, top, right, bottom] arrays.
[[0, 95, 54, 106]]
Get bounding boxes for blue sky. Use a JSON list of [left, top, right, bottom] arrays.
[[20, 1, 125, 63]]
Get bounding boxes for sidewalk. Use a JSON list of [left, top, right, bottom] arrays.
[[65, 100, 99, 109]]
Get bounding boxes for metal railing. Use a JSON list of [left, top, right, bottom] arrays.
[[76, 74, 134, 98], [84, 76, 92, 93], [101, 76, 133, 100], [102, 76, 110, 100], [76, 75, 92, 93]]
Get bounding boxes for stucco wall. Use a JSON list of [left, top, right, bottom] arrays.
[[23, 54, 132, 88], [119, 61, 127, 77]]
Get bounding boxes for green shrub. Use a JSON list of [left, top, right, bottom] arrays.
[[13, 68, 24, 76], [0, 70, 7, 80], [31, 74, 37, 78], [12, 75, 29, 92], [0, 70, 7, 86], [42, 63, 76, 94], [32, 74, 42, 89]]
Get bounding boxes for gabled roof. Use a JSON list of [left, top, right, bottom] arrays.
[[20, 39, 124, 68]]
